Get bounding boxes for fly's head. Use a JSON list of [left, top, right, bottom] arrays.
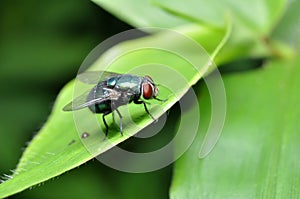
[[142, 75, 159, 100]]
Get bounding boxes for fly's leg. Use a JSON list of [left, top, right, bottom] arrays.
[[112, 111, 116, 123], [134, 100, 157, 122], [115, 109, 123, 136], [154, 96, 168, 102], [102, 112, 110, 137]]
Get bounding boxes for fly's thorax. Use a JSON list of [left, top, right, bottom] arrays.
[[111, 74, 142, 94]]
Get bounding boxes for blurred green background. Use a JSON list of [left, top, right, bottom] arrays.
[[1, 0, 171, 198], [2, 0, 300, 198]]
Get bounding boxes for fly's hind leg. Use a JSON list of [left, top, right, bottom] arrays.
[[102, 112, 110, 137]]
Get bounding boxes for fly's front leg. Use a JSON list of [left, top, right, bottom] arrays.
[[134, 100, 156, 122]]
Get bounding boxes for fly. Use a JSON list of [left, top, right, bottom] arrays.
[[63, 71, 165, 136]]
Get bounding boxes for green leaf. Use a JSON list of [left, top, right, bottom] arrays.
[[0, 25, 229, 198], [152, 0, 291, 61], [92, 0, 285, 63], [91, 0, 189, 29], [153, 0, 286, 35], [170, 57, 300, 198], [272, 0, 300, 50]]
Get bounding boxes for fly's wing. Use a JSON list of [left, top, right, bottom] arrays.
[[77, 71, 121, 84], [63, 87, 121, 111]]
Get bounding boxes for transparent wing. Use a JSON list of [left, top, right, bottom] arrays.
[[76, 71, 121, 84], [63, 87, 121, 111]]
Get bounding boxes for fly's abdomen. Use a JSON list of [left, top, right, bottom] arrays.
[[89, 102, 111, 114], [87, 83, 112, 113]]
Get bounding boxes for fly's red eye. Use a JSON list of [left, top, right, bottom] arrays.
[[142, 83, 153, 99]]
